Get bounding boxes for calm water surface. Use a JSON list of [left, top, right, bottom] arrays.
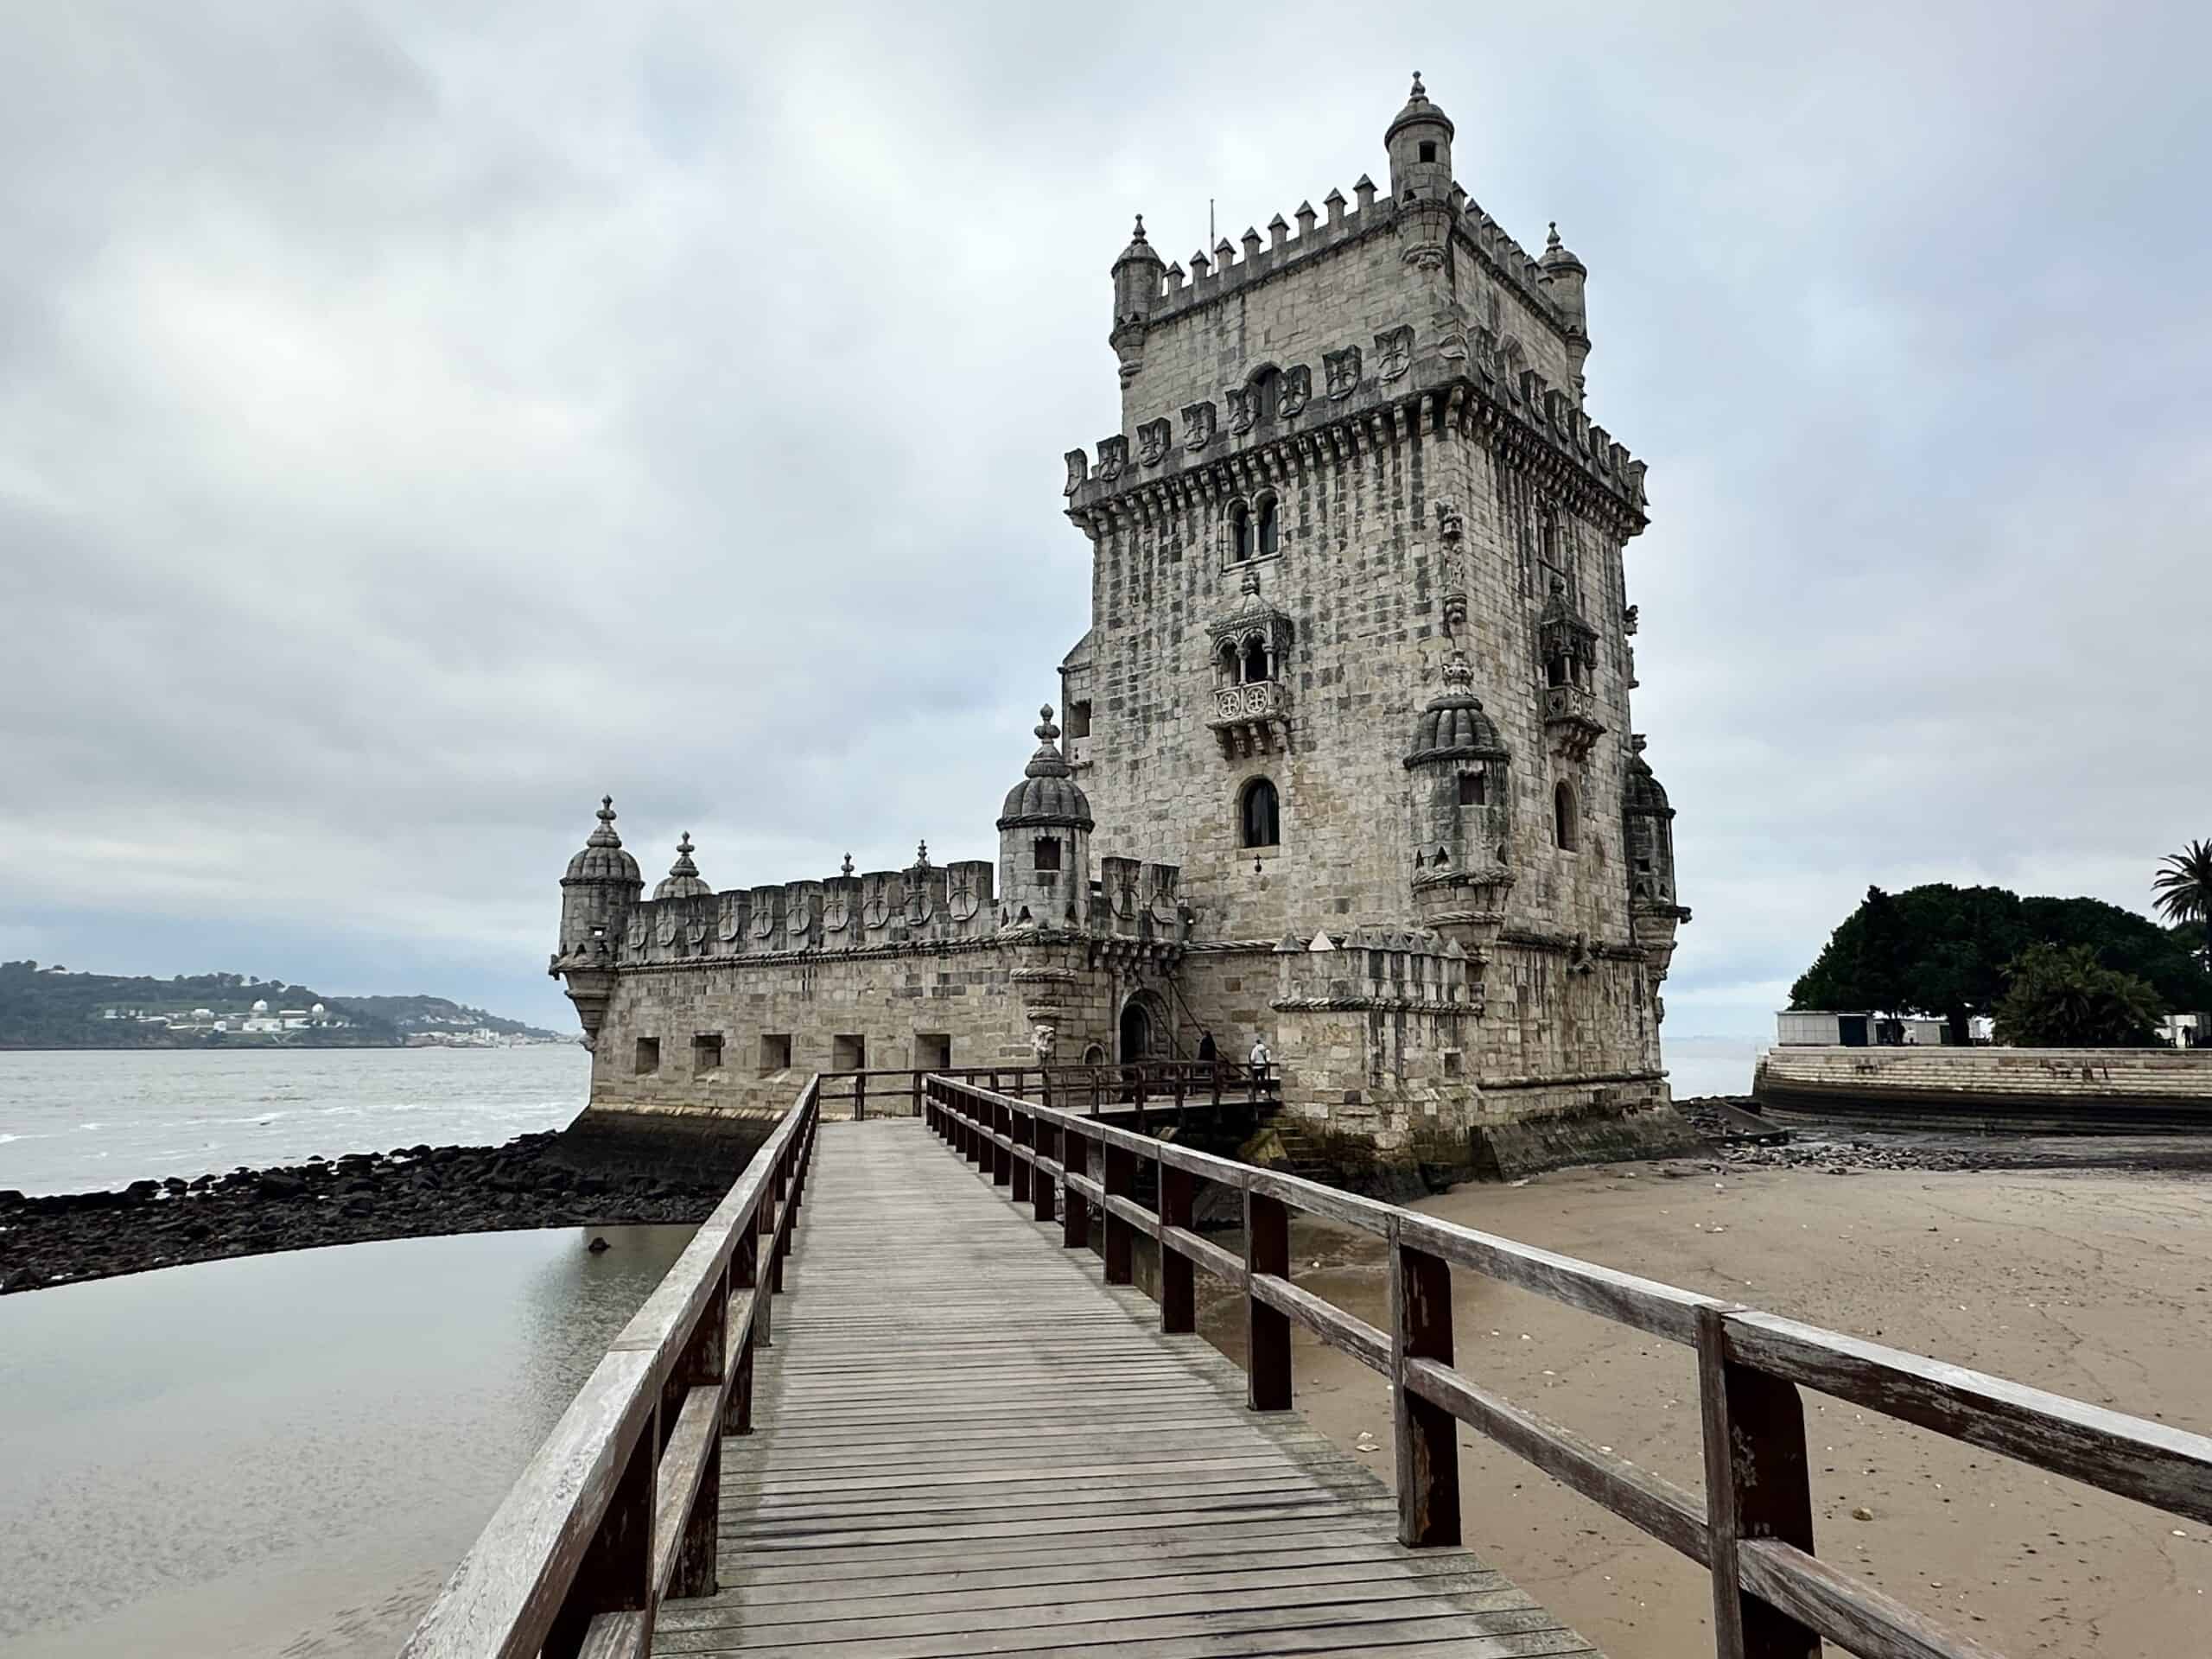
[[0, 1046, 589, 1193], [0, 1223, 695, 1657]]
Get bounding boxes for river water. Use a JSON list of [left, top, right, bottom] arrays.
[[0, 1046, 590, 1194], [0, 1222, 695, 1657]]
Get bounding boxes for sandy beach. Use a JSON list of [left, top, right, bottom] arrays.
[[1199, 1158, 2210, 1657]]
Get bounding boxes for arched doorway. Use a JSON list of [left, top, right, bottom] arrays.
[[1118, 997, 1154, 1063]]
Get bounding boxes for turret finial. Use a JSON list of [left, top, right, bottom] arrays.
[[1035, 704, 1060, 743], [598, 795, 614, 822], [586, 796, 623, 849], [841, 852, 855, 877], [1132, 213, 1146, 240], [1410, 71, 1425, 97], [1547, 221, 1561, 250], [915, 838, 930, 868], [677, 831, 694, 857], [1441, 651, 1473, 691]]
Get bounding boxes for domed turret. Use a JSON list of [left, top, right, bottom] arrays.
[[1109, 214, 1166, 389], [997, 707, 1093, 929], [555, 798, 643, 1050], [1384, 73, 1454, 206], [653, 832, 712, 901], [1624, 735, 1690, 1005], [1402, 653, 1516, 963], [1541, 222, 1591, 394]]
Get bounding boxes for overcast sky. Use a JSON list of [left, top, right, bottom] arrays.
[[3, 2, 2206, 1040]]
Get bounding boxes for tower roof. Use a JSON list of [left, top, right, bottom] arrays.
[[998, 706, 1094, 830], [1112, 213, 1163, 270], [1385, 71, 1455, 144], [1404, 653, 1509, 767], [564, 796, 642, 885], [653, 831, 712, 900]]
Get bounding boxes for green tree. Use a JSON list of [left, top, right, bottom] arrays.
[[1992, 944, 2164, 1048], [2152, 840, 2212, 988]]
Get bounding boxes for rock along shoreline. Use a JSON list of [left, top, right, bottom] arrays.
[[0, 1131, 727, 1295]]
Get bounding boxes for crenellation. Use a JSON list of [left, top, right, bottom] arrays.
[[551, 77, 1686, 1160]]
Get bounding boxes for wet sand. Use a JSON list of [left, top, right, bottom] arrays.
[[1196, 1160, 2210, 1656]]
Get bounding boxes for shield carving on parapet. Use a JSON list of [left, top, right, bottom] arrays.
[[906, 884, 933, 927], [1150, 886, 1180, 928], [1279, 365, 1312, 418], [1137, 418, 1172, 467], [750, 905, 776, 940], [655, 912, 678, 947], [823, 892, 851, 932], [718, 898, 744, 941], [862, 877, 891, 931], [685, 917, 709, 948], [1113, 869, 1138, 919], [626, 918, 648, 951], [948, 871, 981, 923]]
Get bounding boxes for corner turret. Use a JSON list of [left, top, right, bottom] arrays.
[[997, 707, 1093, 929], [1403, 653, 1516, 984], [1384, 73, 1454, 204], [1109, 215, 1166, 391], [1624, 735, 1691, 1007], [555, 796, 642, 1047], [1540, 222, 1591, 397]]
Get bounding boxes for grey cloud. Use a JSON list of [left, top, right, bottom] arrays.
[[4, 1, 2208, 1034]]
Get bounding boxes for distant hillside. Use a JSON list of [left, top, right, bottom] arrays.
[[0, 963, 568, 1049]]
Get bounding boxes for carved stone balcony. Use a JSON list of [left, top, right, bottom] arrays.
[[1209, 678, 1291, 757], [1542, 682, 1605, 761]]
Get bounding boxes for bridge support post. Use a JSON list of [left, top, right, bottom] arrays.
[[1103, 1141, 1137, 1285], [1246, 1190, 1292, 1411], [1160, 1165, 1194, 1334], [1390, 1224, 1460, 1547], [1696, 1306, 1820, 1659]]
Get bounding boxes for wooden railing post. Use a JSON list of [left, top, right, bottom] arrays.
[[1246, 1185, 1292, 1411], [543, 1403, 657, 1659], [1697, 1306, 1821, 1659], [1033, 1118, 1058, 1224], [768, 1165, 788, 1294], [1062, 1126, 1090, 1250], [670, 1264, 728, 1598], [993, 1099, 1014, 1186], [728, 1232, 758, 1432], [1103, 1139, 1136, 1285], [912, 1070, 923, 1117], [1160, 1160, 1194, 1334], [1010, 1106, 1033, 1205], [855, 1071, 867, 1122], [1390, 1220, 1460, 1548]]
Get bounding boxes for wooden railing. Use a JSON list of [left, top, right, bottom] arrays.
[[924, 1075, 2212, 1659], [399, 1078, 820, 1659], [816, 1059, 1278, 1121]]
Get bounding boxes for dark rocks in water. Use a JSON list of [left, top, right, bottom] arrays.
[[0, 1128, 731, 1296], [588, 1236, 611, 1253]]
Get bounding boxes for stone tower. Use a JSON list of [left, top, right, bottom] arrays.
[[1059, 75, 1688, 1135]]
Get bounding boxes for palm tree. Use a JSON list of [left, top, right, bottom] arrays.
[[2152, 839, 2212, 978]]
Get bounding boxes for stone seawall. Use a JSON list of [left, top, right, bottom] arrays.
[[1755, 1046, 2212, 1134]]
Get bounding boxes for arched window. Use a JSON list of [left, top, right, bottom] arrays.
[[1255, 493, 1279, 556], [1240, 777, 1281, 849], [1216, 640, 1240, 686], [1553, 781, 1579, 852], [1241, 636, 1269, 684], [1230, 501, 1252, 563], [1250, 366, 1281, 424]]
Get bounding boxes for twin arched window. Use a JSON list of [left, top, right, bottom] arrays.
[[1217, 635, 1274, 686], [1230, 494, 1279, 563], [1240, 777, 1281, 849]]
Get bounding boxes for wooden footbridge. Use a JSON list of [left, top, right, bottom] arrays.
[[404, 1077, 2212, 1659]]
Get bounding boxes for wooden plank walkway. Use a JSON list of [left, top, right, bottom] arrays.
[[650, 1117, 1599, 1659]]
